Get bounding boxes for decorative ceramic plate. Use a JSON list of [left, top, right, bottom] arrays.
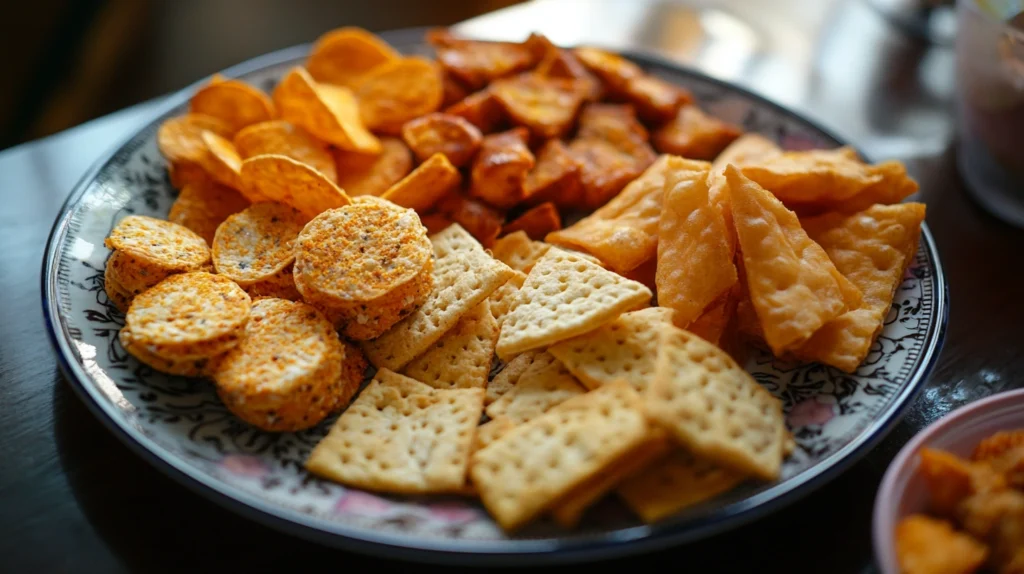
[[42, 28, 948, 565]]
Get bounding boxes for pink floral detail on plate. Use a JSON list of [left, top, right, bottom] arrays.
[[220, 454, 268, 478], [335, 490, 393, 517], [426, 502, 478, 524], [788, 398, 835, 428]]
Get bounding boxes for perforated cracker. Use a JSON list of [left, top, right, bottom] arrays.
[[122, 272, 251, 360], [495, 247, 652, 359], [485, 352, 584, 423], [792, 203, 926, 372], [471, 416, 516, 453], [655, 159, 737, 327], [306, 369, 484, 493], [485, 350, 539, 405], [212, 202, 307, 286], [212, 298, 345, 432], [470, 380, 652, 531], [273, 67, 380, 153], [646, 324, 786, 480], [617, 449, 746, 523], [361, 224, 514, 371], [489, 231, 550, 274], [106, 215, 211, 271], [487, 270, 527, 328], [547, 307, 674, 392], [334, 137, 413, 197], [233, 120, 338, 182], [380, 153, 461, 212], [239, 154, 350, 218], [727, 166, 851, 354], [168, 180, 250, 245], [402, 299, 499, 390]]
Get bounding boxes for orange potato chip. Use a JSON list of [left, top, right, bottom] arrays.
[[435, 192, 505, 247], [168, 161, 215, 190], [380, 153, 461, 213], [523, 139, 583, 208], [653, 104, 742, 160], [233, 120, 337, 183], [896, 515, 988, 574], [726, 165, 850, 355], [190, 77, 275, 133], [573, 47, 644, 93], [790, 203, 926, 372], [469, 128, 535, 209], [418, 213, 455, 235], [622, 73, 692, 124], [546, 155, 681, 273], [739, 147, 884, 204], [334, 137, 413, 197], [400, 112, 482, 167], [490, 73, 587, 139], [355, 56, 444, 133], [306, 27, 400, 87], [168, 180, 250, 245], [444, 89, 505, 133], [535, 42, 601, 100], [273, 67, 380, 153], [239, 154, 351, 218], [655, 159, 738, 327], [157, 113, 234, 167], [501, 202, 561, 240], [569, 103, 657, 208], [427, 28, 539, 90], [199, 131, 243, 189]]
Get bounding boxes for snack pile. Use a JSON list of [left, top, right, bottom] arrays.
[[104, 26, 928, 532], [896, 432, 1024, 574]]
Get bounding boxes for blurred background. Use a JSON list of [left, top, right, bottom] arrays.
[[0, 0, 524, 150]]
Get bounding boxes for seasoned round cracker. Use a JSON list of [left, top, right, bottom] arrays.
[[103, 264, 134, 313], [105, 215, 211, 271], [157, 113, 234, 166], [336, 340, 369, 411], [233, 120, 337, 182], [243, 264, 303, 301], [355, 56, 444, 133], [168, 180, 250, 245], [238, 154, 350, 218], [307, 27, 400, 87], [190, 78, 276, 132], [106, 250, 175, 296], [294, 200, 433, 304], [212, 298, 345, 432], [168, 160, 213, 190], [212, 202, 308, 285], [120, 327, 221, 378], [123, 272, 251, 359]]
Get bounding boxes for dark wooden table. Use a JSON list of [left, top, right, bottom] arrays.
[[3, 35, 1024, 574]]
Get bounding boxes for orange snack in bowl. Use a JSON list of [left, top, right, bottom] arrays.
[[401, 112, 482, 167], [501, 202, 561, 240], [445, 89, 505, 133], [355, 56, 444, 133], [380, 153, 461, 213], [334, 137, 413, 197], [895, 515, 988, 574], [273, 67, 380, 153], [653, 104, 742, 160], [436, 191, 505, 247], [569, 103, 657, 208], [427, 28, 540, 90], [233, 120, 337, 183], [490, 73, 587, 139], [469, 128, 535, 209], [190, 77, 276, 132], [523, 139, 583, 208], [306, 27, 400, 87]]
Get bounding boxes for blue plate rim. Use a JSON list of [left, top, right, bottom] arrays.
[[40, 26, 949, 565]]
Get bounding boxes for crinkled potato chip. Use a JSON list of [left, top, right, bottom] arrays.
[[306, 27, 400, 87], [445, 89, 505, 133], [273, 67, 380, 153], [791, 203, 926, 372], [168, 180, 250, 245], [653, 104, 742, 160], [470, 128, 535, 209], [427, 28, 539, 90], [490, 73, 587, 139], [199, 131, 243, 189], [190, 77, 276, 132], [570, 103, 657, 207], [157, 113, 234, 167], [523, 139, 583, 208], [435, 191, 505, 247], [400, 112, 482, 167], [547, 155, 684, 273], [656, 160, 738, 327], [502, 202, 561, 240], [381, 153, 461, 212], [334, 137, 413, 196], [355, 56, 444, 133], [726, 166, 849, 354], [623, 73, 692, 124], [573, 46, 644, 93], [739, 147, 884, 204], [239, 154, 351, 218], [233, 120, 337, 182]]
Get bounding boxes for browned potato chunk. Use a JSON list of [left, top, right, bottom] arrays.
[[445, 89, 506, 134], [490, 73, 587, 139], [427, 28, 540, 90], [523, 139, 583, 208], [569, 104, 656, 208], [502, 202, 561, 240], [653, 104, 742, 160], [401, 113, 483, 167], [436, 191, 505, 247], [469, 128, 535, 209], [622, 74, 692, 124]]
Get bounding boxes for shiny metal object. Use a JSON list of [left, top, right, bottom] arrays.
[[454, 0, 956, 168]]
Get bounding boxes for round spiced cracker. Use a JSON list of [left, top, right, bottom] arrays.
[[105, 250, 176, 296], [212, 298, 346, 432], [212, 202, 307, 287], [120, 327, 222, 378], [242, 264, 303, 301], [103, 263, 134, 313], [105, 215, 211, 272], [122, 272, 251, 360]]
